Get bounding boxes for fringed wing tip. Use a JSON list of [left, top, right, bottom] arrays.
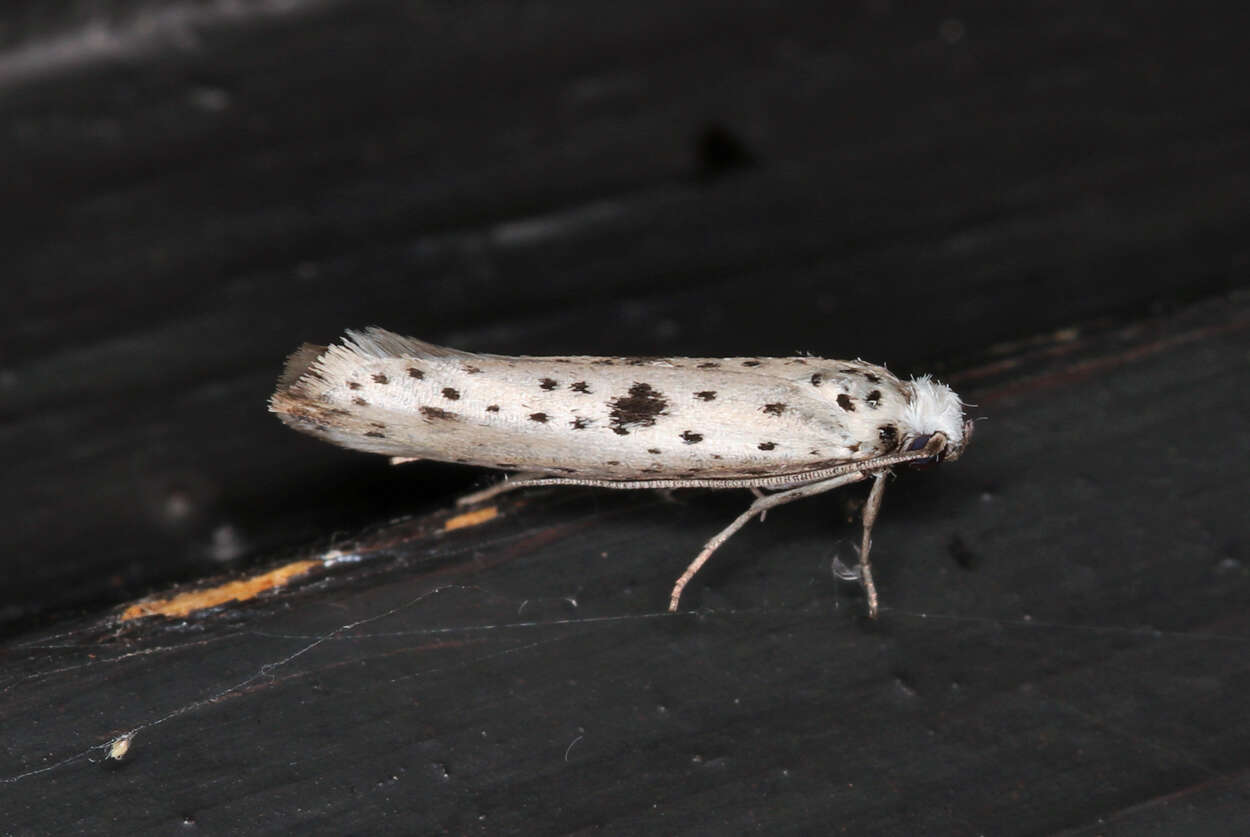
[[276, 343, 328, 389], [343, 327, 453, 360]]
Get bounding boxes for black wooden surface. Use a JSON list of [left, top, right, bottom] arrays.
[[3, 1, 1249, 834]]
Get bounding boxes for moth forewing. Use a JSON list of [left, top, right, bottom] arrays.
[[271, 327, 971, 615]]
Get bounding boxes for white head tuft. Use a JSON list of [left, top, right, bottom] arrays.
[[900, 376, 968, 459]]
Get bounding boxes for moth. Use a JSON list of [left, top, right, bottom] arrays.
[[270, 328, 973, 616]]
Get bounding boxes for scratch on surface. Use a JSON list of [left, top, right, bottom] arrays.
[[119, 560, 319, 621], [443, 505, 499, 532], [1, 584, 487, 784]]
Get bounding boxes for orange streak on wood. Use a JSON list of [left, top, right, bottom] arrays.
[[443, 506, 499, 531], [120, 560, 320, 621]]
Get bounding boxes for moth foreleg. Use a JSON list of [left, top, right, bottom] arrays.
[[858, 472, 889, 619], [669, 471, 869, 613]]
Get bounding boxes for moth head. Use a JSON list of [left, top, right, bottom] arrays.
[[899, 376, 970, 463]]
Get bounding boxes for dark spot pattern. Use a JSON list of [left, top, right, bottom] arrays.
[[592, 359, 616, 366], [442, 387, 460, 400], [347, 381, 363, 390], [352, 397, 368, 406], [810, 373, 823, 387], [612, 427, 629, 436], [866, 389, 882, 408], [327, 408, 351, 416], [606, 460, 621, 466], [539, 378, 558, 391], [758, 442, 776, 451], [372, 373, 389, 384], [370, 422, 386, 429], [837, 394, 855, 411], [809, 449, 821, 456], [365, 431, 385, 438], [680, 431, 704, 444], [762, 403, 786, 416], [464, 365, 483, 374], [879, 424, 899, 445], [839, 367, 857, 374], [421, 406, 457, 420], [864, 373, 881, 384], [742, 360, 762, 367], [570, 381, 591, 393], [697, 362, 720, 369], [647, 448, 662, 454], [407, 367, 424, 379], [570, 416, 591, 430], [694, 390, 717, 401], [529, 412, 549, 423], [609, 382, 668, 434], [486, 404, 500, 412], [848, 442, 861, 452]]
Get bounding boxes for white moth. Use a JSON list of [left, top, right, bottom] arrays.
[[270, 328, 973, 616]]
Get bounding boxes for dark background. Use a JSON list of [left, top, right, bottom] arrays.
[[2, 1, 1248, 833]]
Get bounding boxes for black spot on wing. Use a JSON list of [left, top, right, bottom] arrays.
[[486, 404, 500, 412], [407, 367, 425, 379], [762, 403, 786, 416], [864, 373, 881, 384], [570, 416, 591, 429], [421, 406, 458, 421], [529, 412, 549, 423], [758, 442, 776, 451], [372, 373, 389, 384], [647, 448, 661, 454], [742, 360, 761, 367], [539, 378, 558, 391], [680, 431, 704, 444], [697, 362, 720, 369], [352, 397, 368, 406], [837, 394, 855, 411], [866, 390, 882, 408], [365, 431, 385, 438], [879, 424, 898, 445], [463, 365, 483, 374], [810, 373, 823, 387], [608, 382, 668, 433], [694, 391, 717, 401], [570, 381, 591, 393], [442, 387, 460, 400], [347, 381, 363, 390]]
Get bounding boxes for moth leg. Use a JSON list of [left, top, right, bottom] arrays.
[[858, 472, 889, 619], [456, 473, 550, 506], [669, 472, 868, 612], [750, 487, 768, 522]]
